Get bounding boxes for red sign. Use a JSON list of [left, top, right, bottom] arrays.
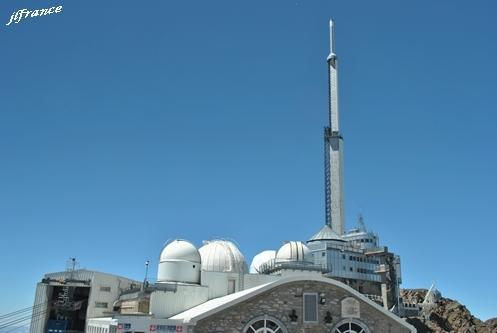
[[149, 325, 156, 332], [117, 324, 123, 331], [176, 327, 182, 333]]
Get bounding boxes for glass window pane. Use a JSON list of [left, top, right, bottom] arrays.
[[266, 320, 278, 330], [252, 320, 264, 330]]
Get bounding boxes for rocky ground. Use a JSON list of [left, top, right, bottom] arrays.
[[401, 289, 496, 333]]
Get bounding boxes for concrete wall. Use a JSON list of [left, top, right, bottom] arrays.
[[29, 283, 51, 333], [120, 298, 149, 314], [200, 271, 245, 299], [150, 284, 208, 318], [243, 273, 279, 290], [194, 280, 413, 333], [87, 272, 136, 318]]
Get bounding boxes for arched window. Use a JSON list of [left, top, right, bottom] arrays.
[[243, 316, 287, 333], [332, 319, 370, 333]]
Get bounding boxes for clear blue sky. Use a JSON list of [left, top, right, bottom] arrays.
[[1, 0, 496, 321]]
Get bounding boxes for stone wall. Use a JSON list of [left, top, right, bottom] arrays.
[[193, 280, 412, 333]]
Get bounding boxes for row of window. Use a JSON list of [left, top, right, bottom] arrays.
[[343, 266, 374, 275], [315, 252, 380, 265], [356, 238, 374, 243], [88, 326, 109, 333], [343, 254, 379, 265]]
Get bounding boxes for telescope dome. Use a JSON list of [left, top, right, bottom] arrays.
[[199, 240, 248, 274], [276, 241, 311, 263], [249, 250, 276, 274], [159, 239, 201, 263], [157, 239, 201, 284]]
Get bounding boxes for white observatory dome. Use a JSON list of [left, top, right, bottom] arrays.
[[199, 240, 248, 274], [249, 250, 276, 274], [157, 239, 201, 284], [276, 241, 311, 263]]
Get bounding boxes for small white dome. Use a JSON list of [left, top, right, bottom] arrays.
[[249, 250, 276, 274], [199, 240, 248, 274], [276, 241, 311, 263], [157, 239, 201, 284], [159, 239, 201, 263]]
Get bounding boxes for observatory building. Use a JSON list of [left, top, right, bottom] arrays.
[[28, 21, 414, 333]]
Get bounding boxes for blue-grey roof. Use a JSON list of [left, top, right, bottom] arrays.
[[307, 224, 344, 242]]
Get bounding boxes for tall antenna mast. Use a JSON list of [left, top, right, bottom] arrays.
[[324, 19, 345, 235], [358, 214, 366, 232], [328, 19, 336, 62], [66, 257, 77, 280], [142, 260, 150, 291]]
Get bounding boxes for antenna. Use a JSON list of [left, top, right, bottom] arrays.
[[358, 214, 366, 232], [324, 18, 344, 234], [143, 260, 150, 290], [327, 19, 336, 60], [423, 283, 435, 304], [56, 258, 77, 309], [66, 257, 77, 280]]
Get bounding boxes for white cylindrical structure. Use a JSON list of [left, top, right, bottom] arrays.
[[157, 239, 201, 284]]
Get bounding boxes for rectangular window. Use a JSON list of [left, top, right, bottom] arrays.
[[100, 286, 111, 292], [227, 279, 236, 294], [95, 302, 108, 308], [303, 293, 318, 323]]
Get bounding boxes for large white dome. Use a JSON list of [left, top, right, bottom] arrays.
[[157, 239, 201, 284], [275, 241, 311, 263], [249, 250, 276, 274], [199, 240, 248, 274], [159, 239, 201, 263]]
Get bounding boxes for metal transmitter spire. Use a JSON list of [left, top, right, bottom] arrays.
[[324, 19, 345, 235]]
